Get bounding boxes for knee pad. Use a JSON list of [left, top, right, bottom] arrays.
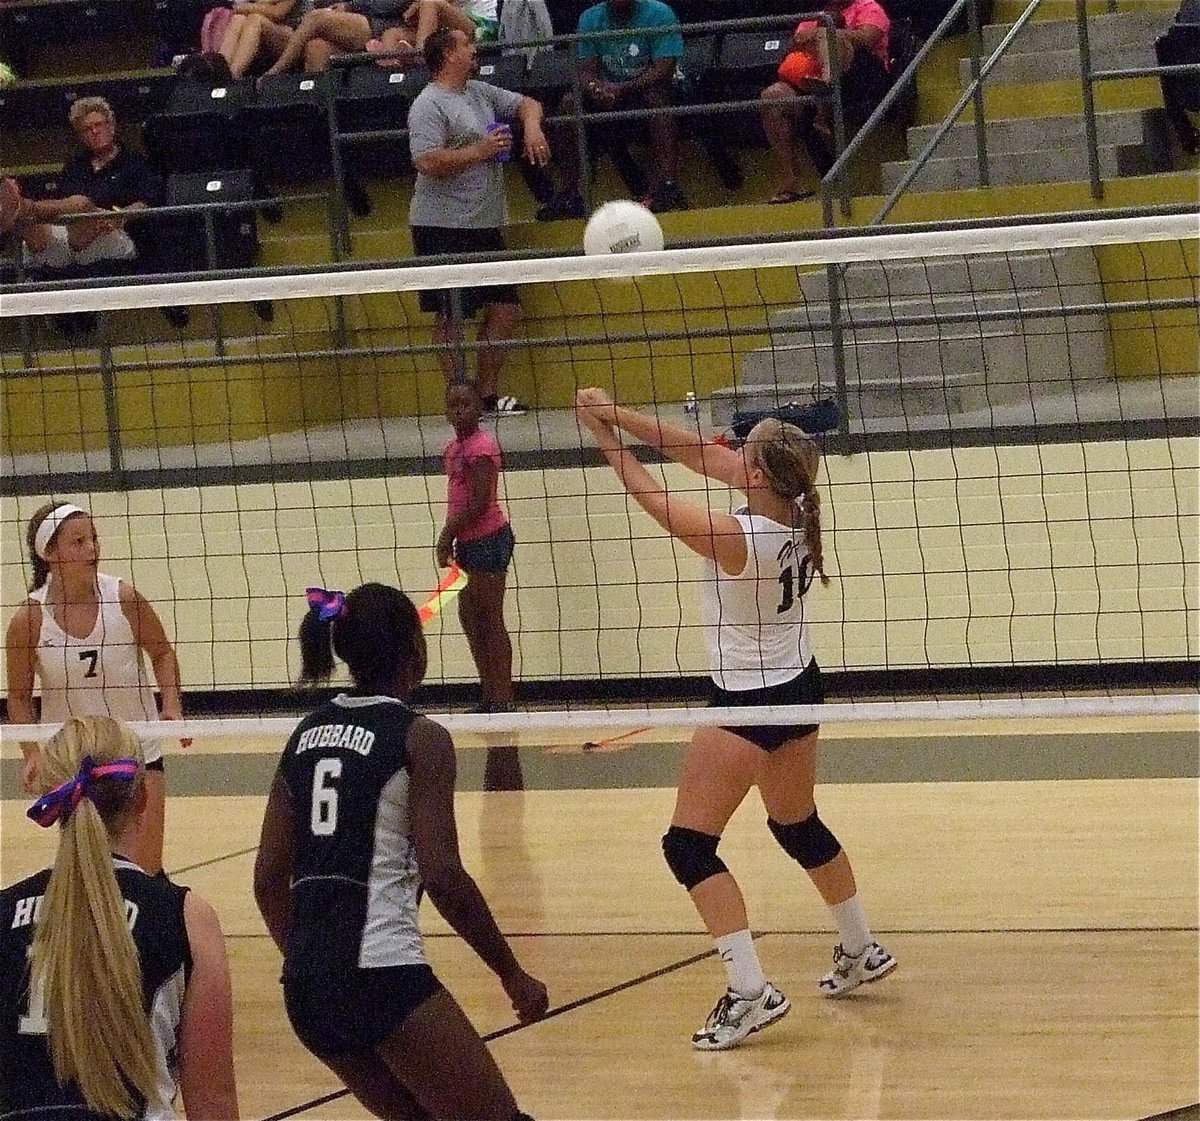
[[661, 826, 727, 890], [768, 811, 841, 870]]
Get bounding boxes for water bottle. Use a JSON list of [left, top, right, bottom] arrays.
[[487, 122, 511, 163], [684, 392, 698, 415]]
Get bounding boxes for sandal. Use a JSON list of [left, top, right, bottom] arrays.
[[767, 188, 814, 205]]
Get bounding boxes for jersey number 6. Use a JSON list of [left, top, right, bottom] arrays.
[[311, 757, 343, 836]]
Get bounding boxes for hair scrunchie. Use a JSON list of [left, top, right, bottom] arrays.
[[306, 587, 348, 621], [28, 755, 140, 828]]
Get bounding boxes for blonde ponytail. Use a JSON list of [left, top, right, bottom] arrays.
[[30, 717, 161, 1117], [747, 419, 831, 585]]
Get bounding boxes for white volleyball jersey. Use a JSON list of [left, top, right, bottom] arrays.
[[29, 573, 162, 762], [700, 509, 816, 691]]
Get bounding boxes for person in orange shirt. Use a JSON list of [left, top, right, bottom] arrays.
[[758, 0, 892, 204]]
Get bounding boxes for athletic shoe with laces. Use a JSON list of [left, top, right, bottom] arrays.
[[640, 181, 688, 214], [691, 982, 790, 1051], [818, 941, 896, 997], [487, 394, 528, 415]]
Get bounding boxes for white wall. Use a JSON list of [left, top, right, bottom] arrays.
[[2, 437, 1195, 694]]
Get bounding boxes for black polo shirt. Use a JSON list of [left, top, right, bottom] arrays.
[[56, 146, 163, 209]]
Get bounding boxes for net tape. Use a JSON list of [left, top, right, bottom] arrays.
[[1, 213, 1193, 317], [4, 694, 1197, 742]]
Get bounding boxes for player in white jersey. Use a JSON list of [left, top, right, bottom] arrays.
[[254, 581, 547, 1119], [5, 502, 187, 875], [0, 715, 237, 1120], [576, 388, 896, 1051]]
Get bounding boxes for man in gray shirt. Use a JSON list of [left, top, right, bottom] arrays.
[[409, 27, 550, 414]]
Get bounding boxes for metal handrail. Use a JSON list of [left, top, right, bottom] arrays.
[[818, 0, 978, 228], [872, 0, 1048, 226], [1078, 0, 1200, 199]]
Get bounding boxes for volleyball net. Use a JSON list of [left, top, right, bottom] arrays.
[[1, 208, 1197, 739]]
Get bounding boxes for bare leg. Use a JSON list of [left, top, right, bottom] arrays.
[[458, 569, 512, 707], [412, 0, 475, 47], [476, 300, 520, 402], [671, 728, 762, 937], [431, 313, 464, 381], [757, 731, 857, 905], [304, 37, 335, 72], [760, 81, 806, 196], [266, 9, 371, 76], [642, 87, 678, 192], [320, 1050, 429, 1119], [224, 13, 266, 79], [376, 988, 521, 1120]]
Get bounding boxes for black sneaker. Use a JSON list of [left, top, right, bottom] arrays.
[[642, 181, 688, 214], [535, 191, 586, 222]]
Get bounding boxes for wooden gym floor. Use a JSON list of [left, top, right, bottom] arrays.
[[2, 713, 1197, 1120]]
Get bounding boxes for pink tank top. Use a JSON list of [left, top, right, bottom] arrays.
[[443, 427, 509, 542]]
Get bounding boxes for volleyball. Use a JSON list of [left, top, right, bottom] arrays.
[[583, 200, 664, 256]]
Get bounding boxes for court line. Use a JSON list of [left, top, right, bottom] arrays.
[[259, 946, 718, 1121], [223, 923, 1200, 941]]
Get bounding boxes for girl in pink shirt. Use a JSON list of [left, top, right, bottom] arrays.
[[438, 380, 516, 712]]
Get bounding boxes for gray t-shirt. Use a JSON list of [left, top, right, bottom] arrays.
[[408, 80, 523, 229]]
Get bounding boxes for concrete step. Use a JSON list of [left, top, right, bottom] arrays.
[[709, 375, 996, 424], [881, 133, 1171, 192], [740, 322, 1110, 390], [793, 248, 1104, 304], [958, 41, 1157, 86], [979, 10, 1172, 56], [905, 108, 1157, 161]]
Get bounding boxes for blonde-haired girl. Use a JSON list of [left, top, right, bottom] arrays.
[[576, 388, 895, 1051], [0, 715, 237, 1117]]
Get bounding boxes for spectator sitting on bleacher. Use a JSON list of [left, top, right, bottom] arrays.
[[218, 0, 305, 79], [536, 0, 687, 219], [405, 0, 499, 51], [262, 0, 419, 75], [1, 177, 28, 240], [758, 0, 890, 204], [16, 98, 163, 275]]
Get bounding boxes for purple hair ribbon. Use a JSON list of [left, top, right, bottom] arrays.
[[306, 586, 347, 621], [27, 756, 140, 828]]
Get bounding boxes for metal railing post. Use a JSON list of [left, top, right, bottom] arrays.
[[97, 312, 124, 476], [202, 209, 226, 358], [969, 0, 990, 187], [323, 72, 352, 259], [825, 262, 852, 446], [1075, 0, 1104, 199]]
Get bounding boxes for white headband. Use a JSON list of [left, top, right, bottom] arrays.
[[34, 504, 88, 560]]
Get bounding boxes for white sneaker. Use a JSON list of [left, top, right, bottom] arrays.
[[818, 941, 897, 997], [691, 982, 790, 1051]]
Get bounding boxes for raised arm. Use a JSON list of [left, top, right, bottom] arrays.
[[407, 716, 548, 1022], [578, 407, 747, 574], [179, 891, 239, 1119], [5, 603, 42, 792], [576, 387, 745, 487]]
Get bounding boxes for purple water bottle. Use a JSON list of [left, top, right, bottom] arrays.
[[487, 121, 512, 162]]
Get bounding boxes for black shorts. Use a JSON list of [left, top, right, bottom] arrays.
[[708, 658, 823, 752], [283, 964, 443, 1060], [411, 226, 521, 318], [454, 523, 515, 574]]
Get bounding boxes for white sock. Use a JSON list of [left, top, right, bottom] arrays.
[[715, 929, 766, 998], [829, 895, 871, 957]]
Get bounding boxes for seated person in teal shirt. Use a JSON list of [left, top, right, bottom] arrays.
[[537, 0, 687, 218]]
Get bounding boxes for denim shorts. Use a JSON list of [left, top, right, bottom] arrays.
[[708, 658, 824, 752], [454, 523, 515, 574]]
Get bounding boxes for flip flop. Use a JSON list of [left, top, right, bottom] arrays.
[[767, 189, 814, 205]]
